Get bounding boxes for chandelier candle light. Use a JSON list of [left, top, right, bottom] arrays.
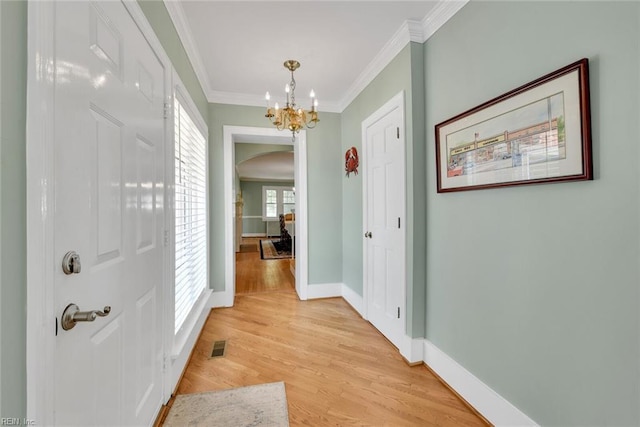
[[265, 60, 319, 140]]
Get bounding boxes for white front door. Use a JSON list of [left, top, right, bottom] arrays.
[[363, 94, 406, 348], [53, 2, 166, 424]]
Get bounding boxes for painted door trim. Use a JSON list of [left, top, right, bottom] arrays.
[[0, 1, 3, 414], [26, 1, 173, 422], [167, 69, 212, 394], [361, 90, 407, 335], [223, 126, 309, 303], [124, 0, 175, 407], [26, 2, 57, 421]]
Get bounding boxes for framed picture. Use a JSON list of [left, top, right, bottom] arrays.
[[435, 58, 592, 193]]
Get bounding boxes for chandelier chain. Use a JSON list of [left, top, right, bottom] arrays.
[[289, 70, 296, 109]]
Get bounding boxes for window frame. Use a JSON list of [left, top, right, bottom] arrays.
[[262, 185, 295, 221], [171, 83, 209, 343]]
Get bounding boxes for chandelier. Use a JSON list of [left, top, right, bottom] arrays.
[[265, 60, 319, 140]]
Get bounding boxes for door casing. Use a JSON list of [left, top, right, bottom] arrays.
[[223, 126, 309, 303]]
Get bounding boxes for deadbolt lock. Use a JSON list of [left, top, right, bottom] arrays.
[[62, 251, 81, 275]]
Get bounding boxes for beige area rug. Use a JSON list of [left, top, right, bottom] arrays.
[[163, 382, 289, 427]]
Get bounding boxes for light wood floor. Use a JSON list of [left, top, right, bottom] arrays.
[[235, 237, 295, 294], [174, 290, 488, 426]]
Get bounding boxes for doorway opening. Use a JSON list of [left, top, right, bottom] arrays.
[[223, 126, 308, 305], [234, 146, 296, 295]]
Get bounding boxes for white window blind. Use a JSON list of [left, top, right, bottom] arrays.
[[174, 97, 207, 334]]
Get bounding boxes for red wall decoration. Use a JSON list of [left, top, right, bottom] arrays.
[[345, 146, 359, 177]]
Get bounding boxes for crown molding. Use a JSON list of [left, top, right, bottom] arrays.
[[163, 0, 212, 96], [164, 0, 468, 113], [421, 0, 469, 42], [210, 90, 342, 114], [337, 0, 469, 112], [209, 91, 266, 109], [407, 20, 425, 43], [337, 19, 421, 112]]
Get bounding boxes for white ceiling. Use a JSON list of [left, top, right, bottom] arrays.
[[237, 151, 294, 181], [166, 1, 467, 181], [166, 1, 467, 112]]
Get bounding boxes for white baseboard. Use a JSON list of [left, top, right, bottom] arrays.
[[399, 335, 424, 364], [242, 233, 266, 237], [334, 285, 535, 426], [341, 284, 364, 316], [209, 290, 231, 308], [307, 283, 343, 299], [207, 285, 534, 426], [206, 283, 535, 426], [423, 340, 538, 426]]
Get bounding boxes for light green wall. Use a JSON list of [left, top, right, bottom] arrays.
[[137, 0, 207, 119], [424, 1, 639, 425], [241, 180, 294, 216], [0, 0, 27, 418], [240, 180, 294, 234], [235, 144, 292, 165], [408, 43, 426, 338], [306, 112, 344, 284], [209, 104, 342, 289], [3, 0, 635, 423], [341, 43, 426, 337]]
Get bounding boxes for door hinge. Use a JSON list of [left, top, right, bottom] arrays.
[[397, 127, 400, 139], [398, 217, 401, 228], [397, 307, 400, 319], [164, 230, 170, 247], [163, 102, 171, 119]]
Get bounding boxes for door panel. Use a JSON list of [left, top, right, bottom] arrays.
[[53, 2, 166, 425], [91, 318, 124, 422], [136, 136, 156, 253], [365, 105, 405, 347], [92, 106, 124, 264], [135, 289, 157, 416]]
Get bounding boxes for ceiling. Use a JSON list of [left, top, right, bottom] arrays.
[[237, 151, 294, 181], [166, 1, 467, 112], [165, 1, 467, 181]]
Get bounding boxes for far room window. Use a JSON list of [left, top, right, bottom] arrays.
[[265, 189, 278, 218], [283, 189, 295, 214], [262, 186, 294, 220]]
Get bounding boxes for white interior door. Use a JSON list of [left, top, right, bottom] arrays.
[[53, 2, 166, 425], [364, 97, 405, 348]]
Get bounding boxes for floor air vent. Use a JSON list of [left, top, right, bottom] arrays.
[[211, 340, 226, 358]]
